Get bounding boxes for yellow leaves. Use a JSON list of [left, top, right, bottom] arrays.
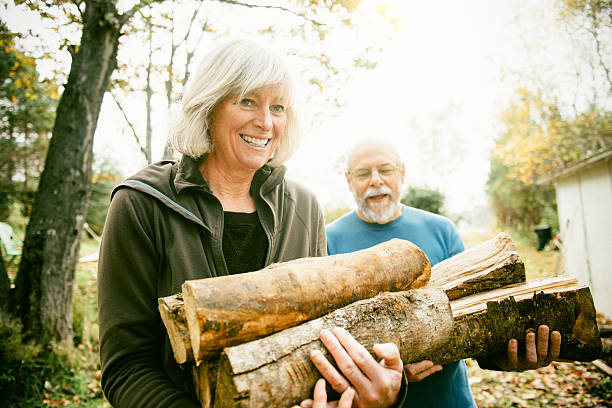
[[495, 89, 612, 187]]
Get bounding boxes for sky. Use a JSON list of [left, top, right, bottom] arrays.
[[3, 0, 576, 215]]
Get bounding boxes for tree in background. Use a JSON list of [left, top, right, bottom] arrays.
[[109, 0, 389, 164], [0, 22, 58, 221], [401, 186, 445, 215], [86, 157, 123, 235], [487, 0, 612, 231], [7, 0, 391, 344]]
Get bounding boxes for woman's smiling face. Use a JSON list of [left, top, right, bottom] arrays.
[[208, 84, 287, 173]]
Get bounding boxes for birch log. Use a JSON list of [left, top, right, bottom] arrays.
[[182, 239, 430, 361], [212, 277, 601, 407]]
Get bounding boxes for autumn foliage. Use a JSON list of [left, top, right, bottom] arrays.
[[487, 88, 612, 230]]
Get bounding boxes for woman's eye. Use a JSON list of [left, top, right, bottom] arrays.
[[271, 105, 285, 113], [239, 98, 254, 106]]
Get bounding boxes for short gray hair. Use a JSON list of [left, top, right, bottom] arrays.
[[170, 39, 302, 166], [346, 138, 402, 173]]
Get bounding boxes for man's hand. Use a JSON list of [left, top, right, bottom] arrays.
[[309, 327, 403, 408], [292, 379, 355, 408], [495, 325, 561, 371], [404, 360, 442, 382]]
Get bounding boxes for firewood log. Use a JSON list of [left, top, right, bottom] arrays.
[[211, 276, 601, 408], [183, 238, 430, 361], [158, 294, 193, 364], [428, 232, 525, 300], [162, 233, 525, 364]]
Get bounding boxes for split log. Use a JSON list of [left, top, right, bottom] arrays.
[[162, 233, 525, 364], [427, 275, 601, 364], [212, 276, 601, 407], [428, 232, 525, 300], [183, 239, 430, 361], [158, 295, 193, 364]]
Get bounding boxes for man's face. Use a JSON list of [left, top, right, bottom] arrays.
[[346, 144, 405, 224]]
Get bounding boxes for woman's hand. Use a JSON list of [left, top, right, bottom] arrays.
[[309, 327, 403, 408], [291, 378, 355, 408]]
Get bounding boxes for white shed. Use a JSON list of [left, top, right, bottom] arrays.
[[542, 148, 612, 319]]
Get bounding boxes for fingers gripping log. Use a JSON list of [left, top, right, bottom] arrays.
[[428, 277, 602, 365], [212, 279, 602, 408], [213, 289, 453, 408], [182, 238, 430, 361]]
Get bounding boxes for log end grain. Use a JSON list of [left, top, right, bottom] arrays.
[[158, 295, 193, 364]]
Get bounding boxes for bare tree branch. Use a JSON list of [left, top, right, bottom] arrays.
[[71, 0, 84, 21], [588, 25, 612, 91], [110, 91, 149, 161], [207, 0, 323, 26]]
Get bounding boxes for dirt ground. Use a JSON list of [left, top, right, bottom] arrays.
[[467, 359, 611, 407]]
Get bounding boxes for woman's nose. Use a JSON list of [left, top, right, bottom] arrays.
[[254, 108, 273, 131]]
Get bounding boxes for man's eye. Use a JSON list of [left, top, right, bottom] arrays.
[[355, 172, 370, 179], [271, 105, 285, 113], [379, 169, 393, 176], [239, 98, 254, 106]]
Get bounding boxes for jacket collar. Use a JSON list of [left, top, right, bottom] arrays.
[[173, 155, 288, 197], [173, 155, 210, 195]]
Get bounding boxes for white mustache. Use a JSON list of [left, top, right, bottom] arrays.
[[363, 186, 393, 199]]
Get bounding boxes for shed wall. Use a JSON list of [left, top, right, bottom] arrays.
[[555, 158, 612, 318]]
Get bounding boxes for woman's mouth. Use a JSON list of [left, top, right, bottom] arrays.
[[240, 134, 269, 147]]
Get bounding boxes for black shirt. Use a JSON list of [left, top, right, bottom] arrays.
[[222, 211, 268, 275]]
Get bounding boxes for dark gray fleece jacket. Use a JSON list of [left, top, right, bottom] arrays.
[[98, 156, 326, 407]]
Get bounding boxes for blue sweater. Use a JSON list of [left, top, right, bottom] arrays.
[[326, 205, 477, 408]]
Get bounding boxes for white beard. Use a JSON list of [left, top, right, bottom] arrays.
[[353, 185, 401, 223]]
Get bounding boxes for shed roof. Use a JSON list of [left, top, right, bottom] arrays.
[[537, 147, 612, 184]]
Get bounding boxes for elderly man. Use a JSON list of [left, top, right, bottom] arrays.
[[325, 138, 561, 407]]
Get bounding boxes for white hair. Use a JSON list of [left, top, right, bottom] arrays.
[[169, 39, 302, 166]]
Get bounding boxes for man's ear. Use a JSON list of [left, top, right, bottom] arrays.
[[345, 171, 355, 192], [400, 163, 406, 184]]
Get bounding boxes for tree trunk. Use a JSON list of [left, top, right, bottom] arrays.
[[11, 0, 122, 342], [183, 239, 431, 361], [212, 277, 601, 407], [0, 257, 9, 312], [164, 233, 524, 364], [145, 16, 153, 163]]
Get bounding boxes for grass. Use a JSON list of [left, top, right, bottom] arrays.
[[0, 233, 108, 408]]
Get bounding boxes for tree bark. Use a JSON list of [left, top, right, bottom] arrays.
[[164, 233, 524, 364], [430, 276, 601, 365], [213, 289, 453, 408], [183, 239, 430, 361], [0, 257, 9, 312], [211, 277, 601, 407], [11, 0, 122, 342]]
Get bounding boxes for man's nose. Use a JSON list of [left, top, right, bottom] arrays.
[[369, 169, 384, 185]]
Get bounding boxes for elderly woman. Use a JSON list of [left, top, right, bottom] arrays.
[[98, 39, 403, 407]]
